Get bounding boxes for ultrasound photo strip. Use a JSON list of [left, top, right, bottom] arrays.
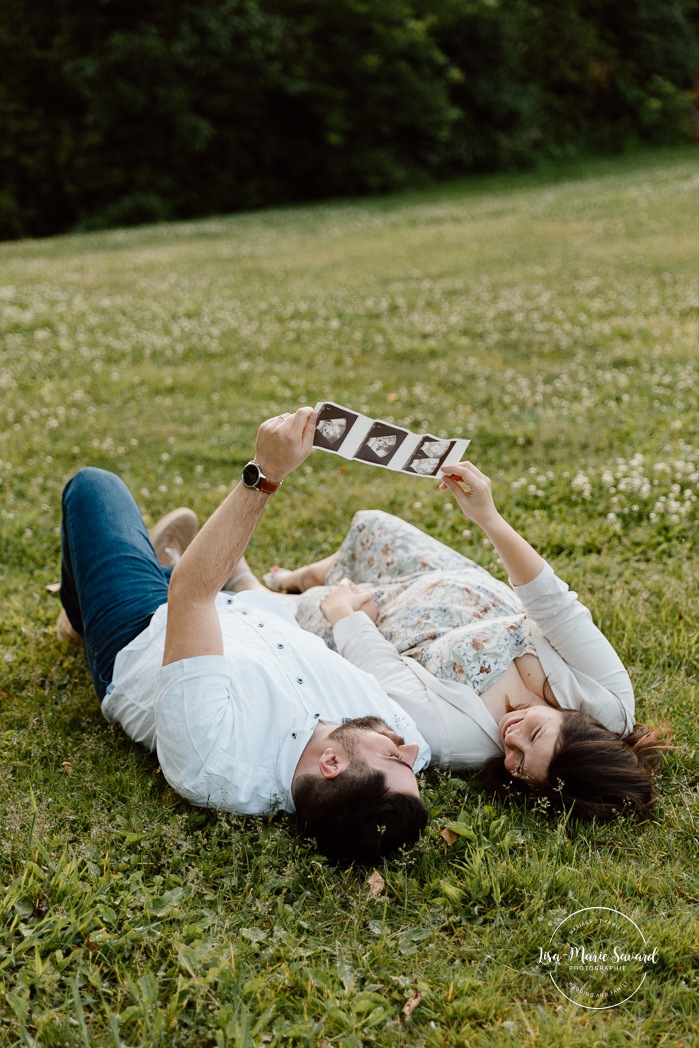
[[312, 401, 470, 478]]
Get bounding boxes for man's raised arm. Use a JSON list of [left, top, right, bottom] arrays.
[[162, 407, 317, 666]]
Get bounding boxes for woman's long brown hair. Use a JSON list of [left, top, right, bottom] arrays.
[[482, 689, 671, 820]]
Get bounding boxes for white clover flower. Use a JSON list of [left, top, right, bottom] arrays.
[[572, 471, 591, 495]]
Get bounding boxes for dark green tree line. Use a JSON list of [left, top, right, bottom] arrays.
[[1, 0, 697, 239]]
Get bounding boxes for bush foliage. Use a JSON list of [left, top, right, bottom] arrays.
[[1, 0, 698, 238]]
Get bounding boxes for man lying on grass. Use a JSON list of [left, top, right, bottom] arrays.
[[56, 407, 430, 864]]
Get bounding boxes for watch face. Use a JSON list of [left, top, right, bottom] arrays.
[[242, 462, 262, 488]]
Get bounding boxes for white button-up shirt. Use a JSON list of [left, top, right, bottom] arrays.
[[102, 591, 430, 814]]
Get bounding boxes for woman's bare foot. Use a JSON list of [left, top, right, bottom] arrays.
[[224, 556, 267, 593], [263, 554, 337, 593]]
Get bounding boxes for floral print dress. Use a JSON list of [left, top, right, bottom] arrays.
[[294, 510, 537, 696]]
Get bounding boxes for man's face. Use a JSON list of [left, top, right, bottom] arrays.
[[328, 717, 421, 797]]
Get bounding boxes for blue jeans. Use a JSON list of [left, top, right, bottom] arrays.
[[60, 467, 171, 700]]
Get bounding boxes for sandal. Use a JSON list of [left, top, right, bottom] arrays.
[[262, 567, 302, 594]]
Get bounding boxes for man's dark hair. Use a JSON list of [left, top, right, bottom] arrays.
[[293, 761, 428, 865]]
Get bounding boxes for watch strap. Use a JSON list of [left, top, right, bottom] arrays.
[[256, 474, 281, 494]]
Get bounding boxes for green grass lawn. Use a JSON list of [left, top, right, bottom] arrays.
[[1, 147, 698, 1046]]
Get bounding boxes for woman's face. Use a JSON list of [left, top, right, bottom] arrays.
[[498, 706, 565, 784]]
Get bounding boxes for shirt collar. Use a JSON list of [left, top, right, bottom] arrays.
[[274, 713, 320, 812]]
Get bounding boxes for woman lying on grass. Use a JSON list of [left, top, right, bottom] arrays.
[[251, 461, 667, 820]]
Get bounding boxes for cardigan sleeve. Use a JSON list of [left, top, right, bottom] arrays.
[[512, 562, 635, 733], [333, 612, 452, 762]]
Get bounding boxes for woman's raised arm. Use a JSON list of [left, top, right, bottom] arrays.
[[439, 462, 544, 586]]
